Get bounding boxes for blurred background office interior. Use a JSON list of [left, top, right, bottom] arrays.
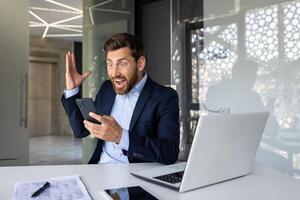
[[0, 0, 300, 180]]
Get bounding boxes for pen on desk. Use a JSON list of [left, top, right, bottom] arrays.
[[31, 181, 50, 197]]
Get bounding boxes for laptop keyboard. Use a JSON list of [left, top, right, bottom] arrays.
[[153, 171, 184, 184]]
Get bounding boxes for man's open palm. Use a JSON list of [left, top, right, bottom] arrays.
[[65, 51, 92, 89]]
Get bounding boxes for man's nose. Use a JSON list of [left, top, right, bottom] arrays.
[[111, 66, 121, 77]]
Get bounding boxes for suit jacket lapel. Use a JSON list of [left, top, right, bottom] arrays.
[[129, 77, 154, 131]]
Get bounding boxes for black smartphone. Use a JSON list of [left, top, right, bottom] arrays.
[[102, 186, 159, 200], [75, 98, 101, 124]]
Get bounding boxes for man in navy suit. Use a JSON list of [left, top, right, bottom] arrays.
[[62, 33, 179, 165]]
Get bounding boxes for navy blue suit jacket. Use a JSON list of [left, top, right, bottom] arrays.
[[61, 77, 180, 164]]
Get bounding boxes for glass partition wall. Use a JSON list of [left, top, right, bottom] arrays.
[[172, 0, 300, 177], [82, 0, 134, 163]]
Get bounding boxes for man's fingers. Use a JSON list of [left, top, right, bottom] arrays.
[[66, 53, 69, 72], [71, 52, 75, 65], [102, 115, 114, 122], [66, 51, 75, 72], [66, 52, 76, 72], [82, 71, 92, 81], [70, 53, 76, 71], [66, 52, 90, 83], [89, 113, 110, 124], [89, 112, 103, 123], [84, 120, 101, 132], [84, 120, 107, 140], [66, 52, 72, 73], [87, 114, 113, 125]]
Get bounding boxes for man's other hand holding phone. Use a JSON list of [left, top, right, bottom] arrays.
[[84, 113, 122, 144]]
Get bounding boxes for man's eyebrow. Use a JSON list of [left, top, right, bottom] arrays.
[[106, 58, 128, 62], [118, 58, 128, 62]]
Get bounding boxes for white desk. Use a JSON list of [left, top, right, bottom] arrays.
[[1, 163, 300, 200]]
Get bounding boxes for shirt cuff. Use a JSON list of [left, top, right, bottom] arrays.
[[64, 87, 79, 98], [115, 129, 129, 150]]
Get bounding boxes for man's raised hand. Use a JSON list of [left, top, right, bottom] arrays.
[[65, 51, 92, 89]]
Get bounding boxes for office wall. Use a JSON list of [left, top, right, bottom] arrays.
[[0, 0, 29, 166]]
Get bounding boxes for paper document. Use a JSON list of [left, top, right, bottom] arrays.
[[13, 175, 92, 200]]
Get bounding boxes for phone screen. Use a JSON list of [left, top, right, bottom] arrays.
[[104, 186, 159, 200]]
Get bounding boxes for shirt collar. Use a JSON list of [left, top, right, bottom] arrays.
[[128, 73, 148, 95]]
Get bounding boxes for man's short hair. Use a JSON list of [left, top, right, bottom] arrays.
[[103, 33, 146, 61]]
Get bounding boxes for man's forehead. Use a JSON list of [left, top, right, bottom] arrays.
[[106, 48, 134, 61], [107, 47, 131, 56]]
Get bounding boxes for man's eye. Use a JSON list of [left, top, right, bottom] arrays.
[[107, 63, 112, 67], [120, 62, 127, 67]]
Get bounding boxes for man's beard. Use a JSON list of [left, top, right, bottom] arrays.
[[110, 70, 139, 95]]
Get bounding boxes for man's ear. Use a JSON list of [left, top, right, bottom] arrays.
[[137, 56, 146, 72]]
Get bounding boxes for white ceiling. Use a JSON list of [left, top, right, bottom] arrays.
[[29, 0, 82, 41]]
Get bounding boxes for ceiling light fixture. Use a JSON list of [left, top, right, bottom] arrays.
[[87, 0, 131, 26], [29, 22, 82, 29], [51, 15, 82, 25], [29, 6, 81, 14], [90, 0, 115, 9], [93, 8, 131, 14], [46, 34, 82, 37], [29, 0, 83, 39], [29, 10, 48, 25], [45, 0, 82, 13], [51, 25, 82, 33], [42, 25, 49, 38]]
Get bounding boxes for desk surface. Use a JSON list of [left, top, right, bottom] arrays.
[[1, 163, 300, 200]]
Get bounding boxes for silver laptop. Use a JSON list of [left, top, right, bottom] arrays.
[[131, 112, 269, 192]]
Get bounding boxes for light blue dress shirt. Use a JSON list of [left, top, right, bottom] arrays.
[[64, 74, 148, 164]]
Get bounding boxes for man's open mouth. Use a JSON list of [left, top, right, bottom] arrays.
[[114, 78, 126, 89]]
